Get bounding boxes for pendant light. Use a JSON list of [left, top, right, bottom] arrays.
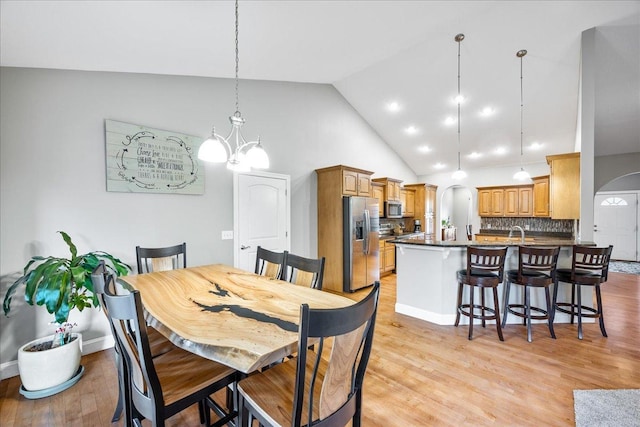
[[198, 0, 269, 171], [452, 33, 467, 180], [513, 49, 531, 181]]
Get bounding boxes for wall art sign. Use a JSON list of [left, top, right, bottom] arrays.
[[105, 120, 204, 195]]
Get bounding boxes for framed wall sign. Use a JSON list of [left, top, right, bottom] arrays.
[[105, 120, 204, 195]]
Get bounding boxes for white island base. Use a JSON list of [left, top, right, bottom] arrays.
[[394, 242, 594, 326]]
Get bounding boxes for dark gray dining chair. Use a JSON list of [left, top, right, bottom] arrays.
[[282, 253, 326, 290], [136, 242, 186, 273], [254, 246, 287, 280]]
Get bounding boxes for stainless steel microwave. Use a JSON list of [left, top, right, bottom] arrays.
[[384, 201, 403, 218]]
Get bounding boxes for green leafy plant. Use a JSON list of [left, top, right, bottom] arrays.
[[3, 231, 131, 325]]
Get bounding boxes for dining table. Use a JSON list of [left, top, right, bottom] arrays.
[[118, 264, 356, 374]]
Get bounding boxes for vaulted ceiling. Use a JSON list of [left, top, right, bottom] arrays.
[[2, 1, 638, 176]]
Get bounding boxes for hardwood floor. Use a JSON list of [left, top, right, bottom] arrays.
[[1, 272, 638, 426]]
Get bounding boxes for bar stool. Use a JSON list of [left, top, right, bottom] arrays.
[[455, 246, 508, 341], [553, 245, 613, 340], [501, 246, 560, 342]]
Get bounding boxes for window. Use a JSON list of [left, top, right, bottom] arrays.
[[600, 197, 628, 206]]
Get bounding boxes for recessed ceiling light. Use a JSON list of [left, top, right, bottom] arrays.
[[480, 106, 495, 116], [387, 101, 401, 112], [418, 145, 431, 153], [494, 147, 507, 155], [444, 116, 456, 126], [468, 151, 483, 159], [405, 125, 418, 135], [529, 142, 543, 150], [434, 162, 446, 169]]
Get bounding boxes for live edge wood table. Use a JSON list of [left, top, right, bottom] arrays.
[[119, 264, 354, 374]]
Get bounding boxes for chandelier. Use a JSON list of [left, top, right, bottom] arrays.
[[513, 49, 531, 181], [198, 0, 269, 171], [452, 33, 467, 180]]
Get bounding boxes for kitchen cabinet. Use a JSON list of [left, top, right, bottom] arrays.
[[546, 153, 580, 219], [478, 185, 533, 217], [371, 182, 385, 218], [404, 183, 438, 239], [379, 240, 396, 275], [372, 177, 402, 202], [400, 188, 415, 217], [532, 175, 550, 217], [315, 165, 374, 292]]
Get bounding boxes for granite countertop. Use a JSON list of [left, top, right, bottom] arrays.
[[380, 231, 424, 241], [391, 236, 594, 247]]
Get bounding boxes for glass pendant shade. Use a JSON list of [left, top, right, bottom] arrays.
[[246, 143, 269, 169], [452, 169, 467, 180], [198, 135, 228, 163], [513, 168, 531, 181]]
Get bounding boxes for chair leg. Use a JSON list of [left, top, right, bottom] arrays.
[[501, 279, 511, 327], [595, 284, 608, 337], [545, 286, 556, 339], [492, 287, 504, 341], [570, 283, 577, 325], [525, 286, 532, 343], [238, 393, 249, 427], [112, 355, 125, 422], [468, 285, 475, 340], [481, 290, 486, 328], [454, 282, 463, 327], [576, 284, 583, 340]]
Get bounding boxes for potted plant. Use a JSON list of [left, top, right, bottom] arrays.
[[3, 231, 130, 394]]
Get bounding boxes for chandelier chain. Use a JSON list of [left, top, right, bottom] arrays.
[[235, 0, 240, 115]]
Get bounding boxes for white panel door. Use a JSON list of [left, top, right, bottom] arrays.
[[234, 172, 290, 271], [594, 192, 638, 261]]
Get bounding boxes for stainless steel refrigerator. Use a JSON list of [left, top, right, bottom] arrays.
[[342, 196, 380, 292]]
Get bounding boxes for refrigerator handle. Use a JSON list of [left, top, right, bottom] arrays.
[[363, 209, 370, 255]]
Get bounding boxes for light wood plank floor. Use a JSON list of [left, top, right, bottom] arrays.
[[1, 272, 638, 426]]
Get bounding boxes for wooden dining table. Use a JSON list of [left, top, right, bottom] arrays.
[[118, 264, 356, 374]]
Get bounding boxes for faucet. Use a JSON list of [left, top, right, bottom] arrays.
[[508, 225, 525, 243]]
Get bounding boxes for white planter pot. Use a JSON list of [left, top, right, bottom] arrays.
[[18, 333, 82, 391]]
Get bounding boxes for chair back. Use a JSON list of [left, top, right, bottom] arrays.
[[283, 253, 326, 290], [292, 282, 380, 427], [465, 246, 508, 282], [570, 245, 613, 283], [254, 246, 287, 280], [99, 273, 164, 422], [136, 242, 186, 273], [517, 246, 560, 282]]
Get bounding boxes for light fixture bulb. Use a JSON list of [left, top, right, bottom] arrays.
[[198, 135, 228, 163], [245, 142, 269, 169]]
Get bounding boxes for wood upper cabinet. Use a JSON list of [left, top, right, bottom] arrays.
[[400, 188, 415, 217], [372, 178, 402, 202], [404, 183, 438, 238], [371, 182, 385, 217], [532, 175, 550, 217], [478, 185, 533, 217], [546, 153, 580, 219], [342, 168, 372, 196]]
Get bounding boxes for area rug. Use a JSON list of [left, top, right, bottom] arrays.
[[574, 389, 640, 427], [609, 261, 640, 275]]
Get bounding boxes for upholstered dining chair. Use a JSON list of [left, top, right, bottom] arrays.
[[455, 246, 508, 341], [254, 246, 287, 280], [136, 242, 186, 273], [553, 245, 613, 340], [282, 253, 326, 290], [237, 282, 380, 427], [501, 246, 560, 342], [97, 270, 238, 427]]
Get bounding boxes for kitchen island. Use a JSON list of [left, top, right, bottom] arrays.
[[391, 237, 595, 326]]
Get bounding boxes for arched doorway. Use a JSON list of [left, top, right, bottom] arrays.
[[440, 186, 473, 241]]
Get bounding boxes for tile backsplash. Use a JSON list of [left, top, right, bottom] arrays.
[[481, 217, 575, 234]]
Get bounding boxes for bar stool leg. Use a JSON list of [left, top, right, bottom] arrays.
[[595, 284, 608, 337], [454, 281, 463, 327], [570, 283, 577, 325], [545, 286, 556, 339], [492, 287, 504, 341], [501, 279, 512, 328], [481, 290, 486, 328], [577, 284, 583, 340], [525, 286, 533, 342], [468, 285, 475, 340]]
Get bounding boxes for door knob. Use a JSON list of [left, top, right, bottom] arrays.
[[240, 245, 251, 250]]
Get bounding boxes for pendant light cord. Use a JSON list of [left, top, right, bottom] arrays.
[[517, 49, 527, 164], [456, 33, 464, 171]]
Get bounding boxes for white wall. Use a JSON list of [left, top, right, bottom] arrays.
[[0, 67, 416, 376]]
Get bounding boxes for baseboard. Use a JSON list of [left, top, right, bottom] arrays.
[[0, 334, 114, 380]]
